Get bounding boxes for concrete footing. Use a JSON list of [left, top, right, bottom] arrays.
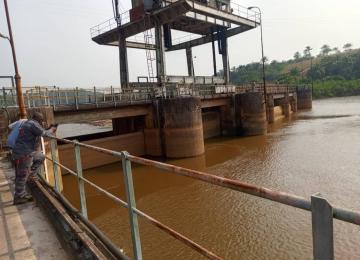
[[159, 97, 205, 158], [297, 88, 312, 109], [267, 95, 275, 123], [236, 93, 267, 136]]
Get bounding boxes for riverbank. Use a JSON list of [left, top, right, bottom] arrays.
[[0, 156, 67, 259], [312, 79, 360, 99]]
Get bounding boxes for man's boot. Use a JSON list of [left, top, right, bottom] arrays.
[[13, 194, 33, 205]]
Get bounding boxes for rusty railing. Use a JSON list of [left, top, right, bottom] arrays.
[[41, 136, 360, 260]]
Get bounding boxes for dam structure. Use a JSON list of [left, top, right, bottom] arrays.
[[0, 0, 313, 169], [7, 2, 360, 260]]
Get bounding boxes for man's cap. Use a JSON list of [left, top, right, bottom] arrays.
[[31, 112, 44, 123]]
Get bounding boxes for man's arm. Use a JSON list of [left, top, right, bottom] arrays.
[[43, 125, 58, 137], [29, 121, 57, 137]]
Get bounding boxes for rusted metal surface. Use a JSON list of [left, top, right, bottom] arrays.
[[3, 0, 26, 118], [128, 154, 312, 210]]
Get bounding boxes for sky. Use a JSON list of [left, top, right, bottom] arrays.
[[0, 0, 360, 87]]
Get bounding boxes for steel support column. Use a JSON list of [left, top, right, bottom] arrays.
[[155, 23, 166, 84], [222, 37, 229, 84], [211, 32, 217, 76], [186, 47, 194, 77], [118, 33, 129, 88]]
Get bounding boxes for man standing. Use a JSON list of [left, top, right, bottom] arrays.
[[12, 112, 57, 205]]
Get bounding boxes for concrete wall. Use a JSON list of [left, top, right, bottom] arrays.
[[202, 111, 221, 139], [54, 105, 150, 124], [274, 106, 284, 120], [144, 128, 163, 157], [58, 132, 145, 171], [297, 88, 312, 109], [236, 93, 267, 136], [160, 97, 204, 158]]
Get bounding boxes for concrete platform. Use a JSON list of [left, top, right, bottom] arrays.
[[0, 157, 68, 260]]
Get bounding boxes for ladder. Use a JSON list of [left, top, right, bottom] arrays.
[[143, 15, 156, 82]]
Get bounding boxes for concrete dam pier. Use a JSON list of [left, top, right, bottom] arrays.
[[1, 86, 312, 171]]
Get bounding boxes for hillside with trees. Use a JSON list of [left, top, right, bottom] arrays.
[[229, 43, 360, 98]]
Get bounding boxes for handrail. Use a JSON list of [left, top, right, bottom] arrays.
[[45, 137, 222, 259], [89, 0, 260, 39], [0, 84, 306, 110], [42, 136, 360, 259]]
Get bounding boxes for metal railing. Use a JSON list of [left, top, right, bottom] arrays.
[[0, 84, 304, 110], [43, 136, 360, 260], [90, 10, 130, 38], [90, 0, 260, 39]]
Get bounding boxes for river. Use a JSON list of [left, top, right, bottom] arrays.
[[62, 96, 360, 259]]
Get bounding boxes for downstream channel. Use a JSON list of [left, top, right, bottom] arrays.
[[62, 96, 360, 259]]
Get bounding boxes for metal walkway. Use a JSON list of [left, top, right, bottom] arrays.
[[0, 157, 67, 259]]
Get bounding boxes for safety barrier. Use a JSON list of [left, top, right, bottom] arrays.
[[0, 84, 303, 110], [90, 0, 260, 39], [43, 136, 360, 260]]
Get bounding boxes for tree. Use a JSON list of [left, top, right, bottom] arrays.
[[303, 46, 312, 58], [320, 44, 332, 56], [293, 51, 301, 61], [290, 68, 300, 77], [332, 47, 341, 54], [343, 43, 353, 52], [261, 56, 269, 63]]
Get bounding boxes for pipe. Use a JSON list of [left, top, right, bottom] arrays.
[[3, 0, 26, 118]]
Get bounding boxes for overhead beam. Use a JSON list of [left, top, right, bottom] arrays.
[[167, 25, 252, 51], [185, 0, 259, 27], [92, 0, 259, 46], [103, 41, 156, 50], [92, 0, 191, 44]]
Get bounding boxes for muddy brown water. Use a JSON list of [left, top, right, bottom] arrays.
[[62, 96, 360, 260]]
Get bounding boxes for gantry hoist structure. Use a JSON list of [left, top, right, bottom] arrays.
[[90, 0, 260, 87]]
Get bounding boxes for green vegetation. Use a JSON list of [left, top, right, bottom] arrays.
[[312, 80, 360, 98], [229, 44, 360, 99]]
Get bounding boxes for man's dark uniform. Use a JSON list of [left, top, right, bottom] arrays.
[[12, 116, 54, 203]]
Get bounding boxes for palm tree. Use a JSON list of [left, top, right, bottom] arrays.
[[320, 44, 332, 56], [293, 51, 301, 61], [332, 47, 341, 54], [343, 43, 352, 52], [303, 46, 312, 58]]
